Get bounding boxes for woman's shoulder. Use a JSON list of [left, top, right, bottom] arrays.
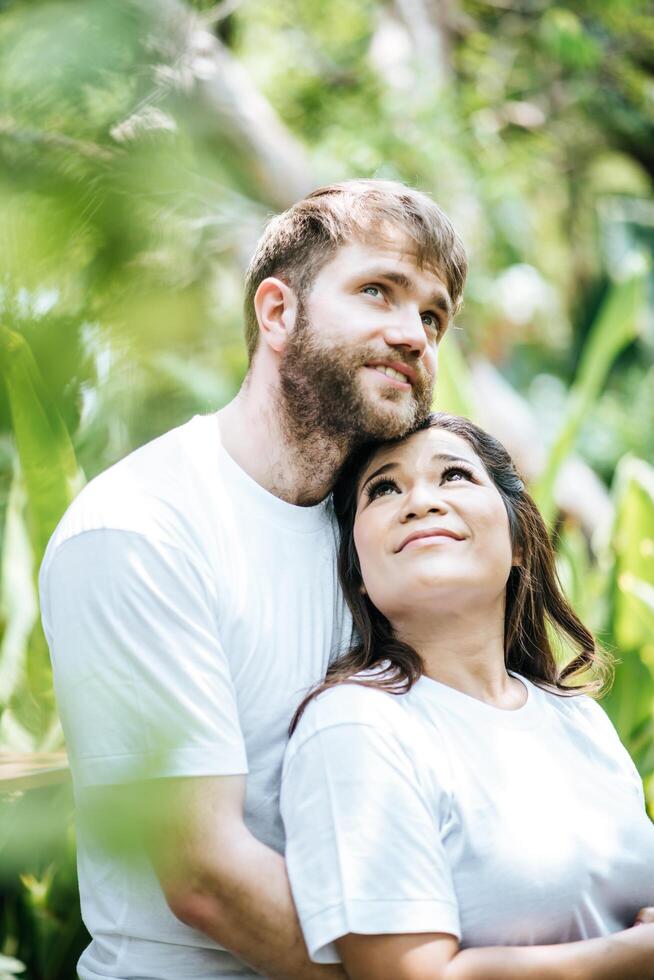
[[536, 684, 635, 757], [536, 684, 611, 726], [291, 668, 410, 746]]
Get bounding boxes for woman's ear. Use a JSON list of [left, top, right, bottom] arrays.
[[359, 582, 367, 595], [512, 549, 523, 568]]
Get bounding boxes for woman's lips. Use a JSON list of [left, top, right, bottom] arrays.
[[397, 529, 464, 552]]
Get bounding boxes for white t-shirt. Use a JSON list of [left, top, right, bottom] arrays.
[[281, 672, 654, 962], [39, 412, 352, 980]]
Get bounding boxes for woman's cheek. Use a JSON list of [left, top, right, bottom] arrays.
[[353, 518, 378, 571]]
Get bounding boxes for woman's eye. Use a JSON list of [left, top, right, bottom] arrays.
[[442, 466, 472, 483], [367, 479, 399, 500]]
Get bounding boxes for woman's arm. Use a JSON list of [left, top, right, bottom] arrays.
[[337, 922, 654, 980]]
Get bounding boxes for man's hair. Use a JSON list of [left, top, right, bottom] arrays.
[[242, 179, 468, 364]]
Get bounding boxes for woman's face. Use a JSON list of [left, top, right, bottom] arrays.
[[353, 426, 516, 623]]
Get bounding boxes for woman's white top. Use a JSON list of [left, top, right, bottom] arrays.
[[280, 672, 654, 962]]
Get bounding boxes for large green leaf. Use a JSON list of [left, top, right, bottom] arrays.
[[0, 326, 83, 565], [533, 261, 647, 524], [0, 473, 36, 710], [601, 455, 654, 770], [433, 333, 477, 418], [611, 456, 654, 653]]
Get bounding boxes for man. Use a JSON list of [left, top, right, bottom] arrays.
[[39, 179, 467, 979]]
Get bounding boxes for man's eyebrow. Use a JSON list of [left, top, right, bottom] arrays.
[[359, 452, 479, 493], [358, 268, 453, 318]]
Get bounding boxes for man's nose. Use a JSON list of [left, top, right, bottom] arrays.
[[383, 307, 427, 357]]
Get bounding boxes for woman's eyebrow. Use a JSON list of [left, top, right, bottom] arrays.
[[360, 461, 397, 493], [359, 452, 480, 494], [430, 452, 479, 468]]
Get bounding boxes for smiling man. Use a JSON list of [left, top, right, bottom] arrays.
[[39, 180, 466, 980]]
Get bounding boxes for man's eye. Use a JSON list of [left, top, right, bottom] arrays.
[[422, 312, 440, 332], [366, 478, 399, 500], [362, 285, 383, 298]]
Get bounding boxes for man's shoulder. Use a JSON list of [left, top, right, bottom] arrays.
[[44, 413, 220, 563]]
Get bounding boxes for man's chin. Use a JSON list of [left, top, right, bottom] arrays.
[[356, 392, 425, 442], [358, 369, 433, 430]]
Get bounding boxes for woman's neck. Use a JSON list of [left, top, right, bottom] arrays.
[[395, 603, 526, 709]]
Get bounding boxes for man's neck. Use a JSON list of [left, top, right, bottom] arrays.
[[217, 382, 352, 507]]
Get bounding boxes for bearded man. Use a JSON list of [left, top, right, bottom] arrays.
[[39, 179, 467, 980]]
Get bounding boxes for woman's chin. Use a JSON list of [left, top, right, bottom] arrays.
[[376, 575, 503, 622]]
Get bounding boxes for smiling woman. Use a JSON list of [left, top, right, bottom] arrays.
[[281, 413, 654, 980]]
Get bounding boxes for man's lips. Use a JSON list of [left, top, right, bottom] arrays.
[[396, 528, 464, 552], [365, 360, 417, 386]]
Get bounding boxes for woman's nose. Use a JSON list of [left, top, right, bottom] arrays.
[[401, 486, 447, 522]]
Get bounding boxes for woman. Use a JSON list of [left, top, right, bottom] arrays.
[[280, 412, 654, 980]]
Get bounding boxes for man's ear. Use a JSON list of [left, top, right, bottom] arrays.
[[254, 277, 298, 354]]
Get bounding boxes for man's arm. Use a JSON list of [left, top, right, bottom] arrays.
[[145, 773, 346, 980], [43, 530, 343, 980]]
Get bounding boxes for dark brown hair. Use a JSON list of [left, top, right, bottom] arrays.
[[290, 412, 611, 733], [243, 179, 467, 364]]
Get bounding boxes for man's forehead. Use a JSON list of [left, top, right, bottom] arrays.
[[327, 234, 449, 293], [336, 232, 436, 266]]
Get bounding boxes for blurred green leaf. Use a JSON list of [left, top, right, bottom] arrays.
[[0, 326, 83, 565], [601, 455, 654, 758], [611, 456, 654, 652], [0, 472, 36, 709], [540, 8, 602, 70], [433, 333, 477, 418], [533, 261, 648, 524]]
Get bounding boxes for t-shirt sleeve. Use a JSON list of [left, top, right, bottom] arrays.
[[576, 696, 646, 807], [40, 528, 248, 786], [280, 686, 460, 964]]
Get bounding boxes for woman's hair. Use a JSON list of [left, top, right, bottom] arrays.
[[290, 412, 611, 734]]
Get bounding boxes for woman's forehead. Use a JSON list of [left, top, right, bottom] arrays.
[[361, 427, 482, 482]]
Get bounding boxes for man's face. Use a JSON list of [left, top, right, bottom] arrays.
[[279, 231, 454, 444]]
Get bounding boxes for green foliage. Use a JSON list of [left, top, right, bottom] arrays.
[[0, 784, 87, 977], [594, 457, 654, 783], [0, 326, 83, 564], [533, 260, 648, 525]]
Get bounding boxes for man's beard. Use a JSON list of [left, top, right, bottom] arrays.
[[278, 302, 434, 448]]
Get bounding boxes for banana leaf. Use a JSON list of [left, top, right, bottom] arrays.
[[611, 456, 654, 653], [602, 455, 654, 777], [0, 474, 36, 709], [533, 262, 647, 524], [0, 326, 83, 566]]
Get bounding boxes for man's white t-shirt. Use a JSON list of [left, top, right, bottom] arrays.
[[281, 672, 654, 962], [39, 412, 352, 980]]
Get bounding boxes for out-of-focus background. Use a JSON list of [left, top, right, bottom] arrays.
[[0, 0, 652, 974]]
